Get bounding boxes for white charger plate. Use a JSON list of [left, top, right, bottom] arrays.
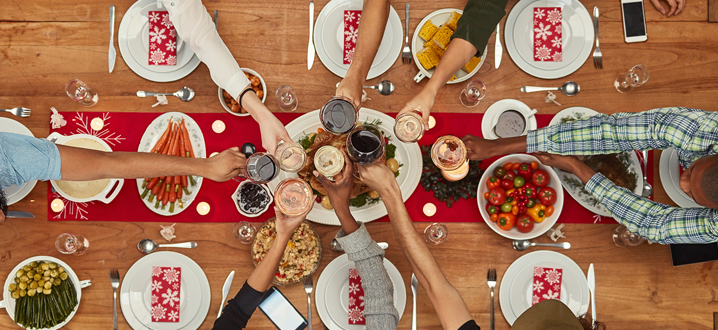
[[315, 254, 406, 330], [480, 99, 538, 140], [267, 109, 422, 226], [410, 9, 487, 84], [120, 252, 211, 330], [499, 250, 588, 325], [0, 118, 37, 205], [127, 2, 193, 73], [548, 107, 643, 217], [505, 0, 593, 79], [314, 0, 402, 79], [135, 112, 206, 216], [659, 148, 703, 208]]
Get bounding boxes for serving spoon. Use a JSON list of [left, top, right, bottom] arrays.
[[512, 239, 570, 251], [137, 86, 195, 102], [520, 81, 580, 96], [137, 239, 197, 254], [363, 80, 395, 95]]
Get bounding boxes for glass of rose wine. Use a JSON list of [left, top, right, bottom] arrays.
[[274, 178, 314, 216]]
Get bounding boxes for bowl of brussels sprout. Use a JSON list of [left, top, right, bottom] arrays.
[[0, 256, 82, 330]]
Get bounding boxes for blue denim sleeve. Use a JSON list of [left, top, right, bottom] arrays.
[[0, 132, 62, 189]]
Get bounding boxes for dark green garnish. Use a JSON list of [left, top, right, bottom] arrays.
[[419, 145, 483, 207]]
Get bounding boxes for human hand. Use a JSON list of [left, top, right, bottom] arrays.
[[335, 76, 364, 110], [314, 150, 354, 210], [274, 204, 313, 241], [650, 0, 685, 17], [461, 134, 498, 161], [204, 147, 246, 182], [357, 160, 400, 196], [533, 152, 583, 173], [398, 89, 436, 131], [259, 115, 292, 155]]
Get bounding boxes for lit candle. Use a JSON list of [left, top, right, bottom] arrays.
[[428, 115, 436, 130], [51, 199, 65, 213], [423, 203, 437, 217], [212, 120, 226, 134], [90, 117, 104, 131], [209, 152, 219, 158], [196, 202, 210, 215], [441, 161, 469, 181]]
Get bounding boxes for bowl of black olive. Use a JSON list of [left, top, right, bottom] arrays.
[[232, 181, 273, 217]]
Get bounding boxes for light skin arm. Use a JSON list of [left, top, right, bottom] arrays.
[[242, 92, 292, 155], [650, 0, 685, 17], [358, 162, 473, 329]]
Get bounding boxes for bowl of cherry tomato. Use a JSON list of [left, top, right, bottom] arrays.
[[477, 154, 564, 240]]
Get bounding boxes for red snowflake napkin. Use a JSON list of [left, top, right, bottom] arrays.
[[348, 268, 365, 324], [343, 10, 362, 65], [151, 266, 181, 322], [533, 7, 562, 62], [148, 11, 178, 66], [532, 267, 562, 305]]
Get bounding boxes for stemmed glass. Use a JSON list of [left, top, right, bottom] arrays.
[[275, 141, 307, 173], [346, 125, 385, 165], [320, 96, 358, 135], [274, 178, 313, 216], [612, 226, 646, 247], [233, 221, 256, 244], [394, 111, 425, 143], [424, 223, 448, 244], [614, 64, 649, 93], [65, 79, 98, 107], [314, 146, 344, 181], [459, 80, 486, 108], [55, 233, 89, 255], [275, 85, 298, 112]]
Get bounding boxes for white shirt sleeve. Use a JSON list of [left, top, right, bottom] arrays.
[[162, 0, 251, 99]]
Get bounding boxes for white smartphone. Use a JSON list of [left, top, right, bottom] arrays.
[[620, 0, 648, 43], [258, 287, 308, 330]]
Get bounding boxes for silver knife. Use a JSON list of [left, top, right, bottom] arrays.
[[109, 4, 116, 73], [217, 271, 235, 319], [6, 211, 35, 218], [587, 263, 596, 327], [214, 10, 219, 30], [494, 23, 502, 69], [308, 1, 315, 70]]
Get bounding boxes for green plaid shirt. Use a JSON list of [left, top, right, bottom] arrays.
[[526, 107, 718, 244]]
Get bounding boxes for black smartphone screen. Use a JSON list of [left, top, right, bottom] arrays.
[[259, 287, 308, 330], [623, 2, 647, 37], [670, 243, 718, 266]]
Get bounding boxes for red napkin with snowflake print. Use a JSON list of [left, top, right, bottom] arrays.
[[532, 267, 562, 305], [343, 10, 362, 65], [151, 266, 181, 322], [533, 7, 562, 62], [148, 11, 178, 65], [348, 268, 365, 324]]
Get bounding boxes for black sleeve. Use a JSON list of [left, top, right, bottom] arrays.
[[458, 319, 481, 330], [212, 281, 265, 329], [450, 0, 510, 56]]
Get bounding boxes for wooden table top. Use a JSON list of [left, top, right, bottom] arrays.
[[1, 0, 717, 329]]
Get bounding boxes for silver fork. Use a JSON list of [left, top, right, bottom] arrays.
[[487, 269, 497, 330], [303, 276, 313, 330], [401, 4, 412, 64], [592, 6, 602, 69], [110, 269, 120, 330], [0, 107, 31, 118]]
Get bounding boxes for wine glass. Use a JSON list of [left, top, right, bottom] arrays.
[[55, 233, 89, 255], [274, 178, 313, 216], [394, 111, 425, 143], [424, 223, 448, 244], [431, 135, 467, 171], [459, 80, 486, 108], [314, 146, 344, 181], [275, 141, 307, 172], [233, 221, 256, 244], [236, 152, 280, 184], [614, 64, 649, 94], [275, 85, 298, 112], [612, 226, 646, 247], [346, 125, 385, 165], [320, 96, 358, 135], [65, 79, 98, 107]]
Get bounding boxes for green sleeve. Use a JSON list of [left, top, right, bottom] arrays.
[[450, 0, 509, 56]]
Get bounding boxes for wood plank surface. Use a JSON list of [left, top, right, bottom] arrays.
[[1, 0, 717, 329]]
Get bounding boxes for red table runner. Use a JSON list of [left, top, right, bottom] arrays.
[[48, 111, 653, 224]]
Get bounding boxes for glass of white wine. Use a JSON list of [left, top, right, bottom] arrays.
[[314, 146, 344, 181], [275, 141, 307, 173], [394, 111, 425, 143]]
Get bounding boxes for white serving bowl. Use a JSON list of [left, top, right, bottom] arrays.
[[219, 68, 267, 117], [232, 180, 273, 218], [477, 154, 564, 240]]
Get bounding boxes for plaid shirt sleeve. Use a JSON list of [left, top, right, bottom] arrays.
[[586, 173, 718, 244]]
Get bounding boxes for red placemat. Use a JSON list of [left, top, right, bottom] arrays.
[[48, 111, 653, 224]]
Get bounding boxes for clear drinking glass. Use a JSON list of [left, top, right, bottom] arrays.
[[320, 96, 358, 135], [55, 233, 89, 255], [394, 111, 425, 143], [612, 226, 646, 247], [274, 178, 313, 216], [614, 64, 649, 93], [275, 85, 298, 112], [424, 223, 448, 244], [459, 80, 486, 108], [236, 152, 280, 184], [346, 125, 385, 165], [233, 221, 256, 244], [431, 135, 467, 171], [314, 146, 344, 180], [65, 79, 98, 107], [275, 141, 307, 172]]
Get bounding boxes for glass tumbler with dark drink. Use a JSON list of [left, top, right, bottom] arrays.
[[320, 96, 358, 135], [346, 125, 385, 165]]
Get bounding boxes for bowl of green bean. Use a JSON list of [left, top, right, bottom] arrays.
[[0, 256, 82, 330]]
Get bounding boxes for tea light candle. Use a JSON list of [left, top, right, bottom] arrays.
[[212, 120, 226, 134], [423, 203, 437, 217], [428, 115, 436, 130], [50, 199, 64, 213], [90, 117, 104, 131], [441, 161, 469, 182], [209, 152, 219, 158], [196, 202, 210, 215]]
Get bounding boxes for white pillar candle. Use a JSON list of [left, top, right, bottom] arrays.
[[428, 115, 436, 130], [90, 117, 104, 131]]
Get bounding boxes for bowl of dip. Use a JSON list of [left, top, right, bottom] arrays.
[[481, 99, 538, 140]]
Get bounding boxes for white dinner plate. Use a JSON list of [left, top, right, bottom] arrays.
[[411, 9, 487, 84], [126, 2, 192, 73], [548, 107, 643, 217], [315, 254, 406, 330], [0, 117, 37, 205], [120, 252, 211, 330], [136, 112, 206, 216], [118, 0, 201, 82], [314, 0, 402, 79], [480, 99, 538, 140], [659, 148, 703, 208], [267, 109, 422, 226], [499, 250, 588, 325], [504, 0, 594, 79]]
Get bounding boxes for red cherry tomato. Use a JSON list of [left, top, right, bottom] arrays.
[[504, 170, 517, 181], [500, 178, 514, 190], [516, 215, 534, 233], [538, 187, 557, 206], [530, 161, 540, 170], [531, 169, 550, 187]]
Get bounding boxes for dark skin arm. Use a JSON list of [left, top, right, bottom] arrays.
[[533, 152, 596, 183], [462, 134, 527, 161], [314, 151, 360, 234]]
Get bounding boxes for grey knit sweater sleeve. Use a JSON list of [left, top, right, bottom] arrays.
[[335, 223, 399, 329]]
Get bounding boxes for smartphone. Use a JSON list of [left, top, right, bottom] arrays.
[[258, 286, 308, 330], [670, 243, 718, 266], [621, 0, 648, 43]]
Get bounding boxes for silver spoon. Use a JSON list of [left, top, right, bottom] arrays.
[[136, 86, 195, 102], [330, 238, 388, 252], [137, 239, 197, 254], [363, 80, 395, 95], [512, 239, 570, 251], [520, 81, 580, 96], [641, 150, 654, 197]]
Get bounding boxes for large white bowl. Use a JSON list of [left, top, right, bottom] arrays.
[[218, 68, 267, 117], [477, 154, 564, 240]]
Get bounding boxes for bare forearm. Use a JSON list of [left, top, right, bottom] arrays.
[[344, 0, 390, 82], [247, 233, 290, 291], [243, 92, 274, 125], [424, 39, 477, 94], [334, 203, 360, 235], [490, 136, 527, 157]]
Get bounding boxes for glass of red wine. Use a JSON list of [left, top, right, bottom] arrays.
[[320, 96, 358, 135], [346, 125, 385, 165], [234, 143, 280, 184]]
